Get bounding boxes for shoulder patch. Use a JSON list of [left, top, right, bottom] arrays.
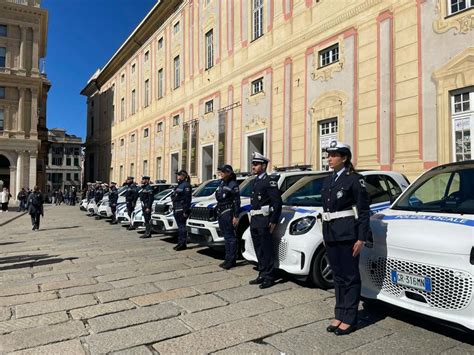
[[269, 180, 278, 187], [359, 178, 366, 188]]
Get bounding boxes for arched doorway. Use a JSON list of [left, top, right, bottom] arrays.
[[0, 155, 10, 190]]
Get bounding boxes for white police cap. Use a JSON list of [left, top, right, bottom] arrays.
[[326, 140, 352, 158], [252, 152, 270, 164]]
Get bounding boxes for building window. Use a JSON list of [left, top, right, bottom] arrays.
[[156, 157, 162, 179], [144, 79, 150, 107], [53, 146, 63, 155], [74, 173, 79, 181], [251, 77, 264, 95], [74, 158, 79, 166], [0, 47, 6, 68], [448, 0, 473, 15], [172, 115, 180, 126], [157, 121, 163, 133], [66, 157, 71, 166], [205, 29, 214, 70], [130, 163, 135, 177], [451, 88, 473, 162], [319, 44, 339, 68], [157, 68, 164, 98], [158, 37, 163, 50], [0, 109, 4, 131], [131, 90, 136, 114], [144, 51, 149, 62], [0, 25, 6, 37], [174, 56, 180, 89], [132, 63, 136, 74], [130, 133, 135, 142], [66, 173, 71, 181], [173, 21, 180, 34], [0, 86, 5, 99], [144, 128, 149, 138], [120, 98, 125, 120], [143, 160, 148, 175], [120, 138, 124, 146], [65, 147, 73, 155], [205, 99, 214, 113], [52, 157, 63, 166], [252, 0, 264, 40], [121, 73, 125, 83]]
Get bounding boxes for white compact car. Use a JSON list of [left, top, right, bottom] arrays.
[[361, 161, 474, 331], [80, 198, 89, 211], [131, 189, 174, 230], [242, 170, 409, 289], [187, 168, 316, 251], [98, 186, 128, 218], [151, 179, 221, 234]]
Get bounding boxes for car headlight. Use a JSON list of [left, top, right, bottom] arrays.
[[289, 216, 316, 235]]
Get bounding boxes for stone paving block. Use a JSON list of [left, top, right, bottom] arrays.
[[84, 318, 190, 354], [0, 311, 69, 335], [0, 284, 38, 297], [28, 274, 69, 285], [263, 287, 333, 307], [95, 261, 138, 270], [174, 294, 228, 313], [264, 320, 393, 354], [112, 346, 153, 355], [226, 264, 258, 277], [214, 282, 294, 303], [440, 344, 474, 355], [0, 273, 32, 282], [70, 300, 136, 320], [130, 287, 199, 307], [96, 283, 160, 303], [214, 341, 282, 355], [110, 271, 178, 289], [88, 303, 181, 333], [153, 317, 280, 354], [40, 277, 97, 292], [59, 282, 113, 298], [95, 271, 143, 283], [9, 339, 86, 355], [174, 264, 222, 277], [192, 277, 246, 294], [180, 297, 282, 330], [0, 321, 88, 352], [15, 294, 97, 318], [257, 300, 334, 331], [0, 307, 11, 321], [157, 271, 229, 291]]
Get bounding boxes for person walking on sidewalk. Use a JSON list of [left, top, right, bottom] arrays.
[[0, 187, 12, 212], [27, 186, 44, 231], [17, 188, 28, 212]]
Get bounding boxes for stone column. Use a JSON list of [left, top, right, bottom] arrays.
[[18, 88, 25, 134], [29, 152, 37, 189], [3, 106, 10, 132], [18, 26, 27, 74], [10, 165, 17, 200], [30, 89, 38, 137], [16, 152, 24, 197], [31, 27, 39, 76]]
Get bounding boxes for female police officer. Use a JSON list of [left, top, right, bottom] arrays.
[[215, 164, 241, 269], [172, 170, 192, 251], [321, 140, 371, 336]]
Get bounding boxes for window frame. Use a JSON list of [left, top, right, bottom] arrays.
[[144, 128, 149, 138], [205, 29, 214, 70], [0, 86, 5, 99], [157, 68, 164, 98], [172, 115, 180, 127], [130, 133, 135, 143], [157, 37, 163, 50], [0, 25, 7, 37], [144, 79, 150, 107], [447, 0, 473, 15], [131, 89, 136, 115], [157, 121, 163, 133], [0, 47, 6, 68], [252, 0, 264, 41], [204, 99, 214, 114], [173, 21, 180, 34], [0, 108, 4, 131], [144, 51, 149, 62], [319, 43, 339, 68], [174, 56, 180, 89], [131, 63, 136, 74], [251, 77, 264, 95]]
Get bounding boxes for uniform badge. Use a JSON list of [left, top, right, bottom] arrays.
[[269, 180, 278, 187], [258, 195, 262, 200], [336, 190, 344, 199], [359, 179, 366, 188], [222, 193, 226, 198]]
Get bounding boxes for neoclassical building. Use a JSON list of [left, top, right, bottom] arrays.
[[82, 0, 473, 184], [0, 0, 50, 198]]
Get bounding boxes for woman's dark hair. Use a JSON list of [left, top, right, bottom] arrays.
[[229, 172, 237, 181], [343, 158, 357, 174], [177, 170, 191, 183]]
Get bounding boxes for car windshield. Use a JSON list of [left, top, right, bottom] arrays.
[[154, 189, 172, 200], [239, 176, 257, 197], [192, 179, 221, 197], [282, 173, 330, 206], [393, 164, 474, 214]]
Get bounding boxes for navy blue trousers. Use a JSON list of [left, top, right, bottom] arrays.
[[218, 211, 237, 262]]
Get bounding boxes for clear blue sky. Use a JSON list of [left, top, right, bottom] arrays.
[[42, 0, 156, 140]]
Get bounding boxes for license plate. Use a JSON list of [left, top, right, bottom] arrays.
[[391, 270, 432, 292], [191, 227, 199, 235]]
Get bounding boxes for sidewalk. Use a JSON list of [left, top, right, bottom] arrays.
[[0, 205, 27, 227]]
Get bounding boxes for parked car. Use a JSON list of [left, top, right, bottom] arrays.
[[360, 160, 474, 331], [131, 189, 174, 230], [242, 170, 409, 289]]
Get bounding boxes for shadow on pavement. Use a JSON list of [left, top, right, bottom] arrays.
[[0, 241, 25, 246], [0, 254, 78, 271], [36, 226, 80, 231]]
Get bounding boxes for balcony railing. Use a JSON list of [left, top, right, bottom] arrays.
[[3, 0, 41, 7]]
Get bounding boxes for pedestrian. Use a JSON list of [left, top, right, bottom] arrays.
[[70, 187, 77, 206], [215, 164, 240, 269], [17, 188, 28, 212], [248, 152, 282, 289], [124, 177, 139, 230], [0, 187, 12, 212], [52, 190, 57, 205], [321, 141, 371, 336], [56, 190, 63, 205], [27, 186, 44, 231], [139, 176, 154, 238], [109, 181, 119, 224], [171, 170, 192, 251]]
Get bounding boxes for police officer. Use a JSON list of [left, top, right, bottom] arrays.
[[215, 164, 241, 269], [171, 170, 192, 251], [27, 186, 44, 231], [124, 176, 139, 230], [321, 141, 371, 336], [248, 152, 282, 289], [139, 175, 154, 239], [109, 181, 119, 224], [94, 182, 104, 219]]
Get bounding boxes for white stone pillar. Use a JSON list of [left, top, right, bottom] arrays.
[[10, 165, 17, 200], [3, 106, 10, 132], [18, 88, 25, 133], [29, 152, 37, 189], [30, 89, 38, 137], [32, 27, 39, 76], [19, 26, 27, 74], [16, 152, 24, 198]]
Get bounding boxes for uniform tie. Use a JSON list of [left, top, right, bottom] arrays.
[[332, 172, 338, 183]]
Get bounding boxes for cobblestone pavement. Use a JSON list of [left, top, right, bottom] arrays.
[[0, 206, 472, 354]]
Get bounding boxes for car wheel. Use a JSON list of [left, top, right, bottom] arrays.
[[311, 247, 333, 289]]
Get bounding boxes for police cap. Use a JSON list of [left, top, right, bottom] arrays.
[[142, 175, 151, 181], [219, 164, 234, 173], [326, 140, 352, 160], [251, 152, 270, 164], [127, 176, 134, 180]]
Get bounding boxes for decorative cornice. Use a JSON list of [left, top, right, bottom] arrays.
[[245, 115, 267, 131]]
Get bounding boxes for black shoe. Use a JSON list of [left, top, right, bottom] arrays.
[[249, 277, 264, 285], [219, 261, 227, 268], [259, 279, 274, 289], [140, 234, 151, 239], [221, 260, 236, 270], [111, 220, 118, 224], [326, 323, 341, 333], [32, 226, 35, 231], [334, 325, 357, 336], [175, 244, 187, 251]]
